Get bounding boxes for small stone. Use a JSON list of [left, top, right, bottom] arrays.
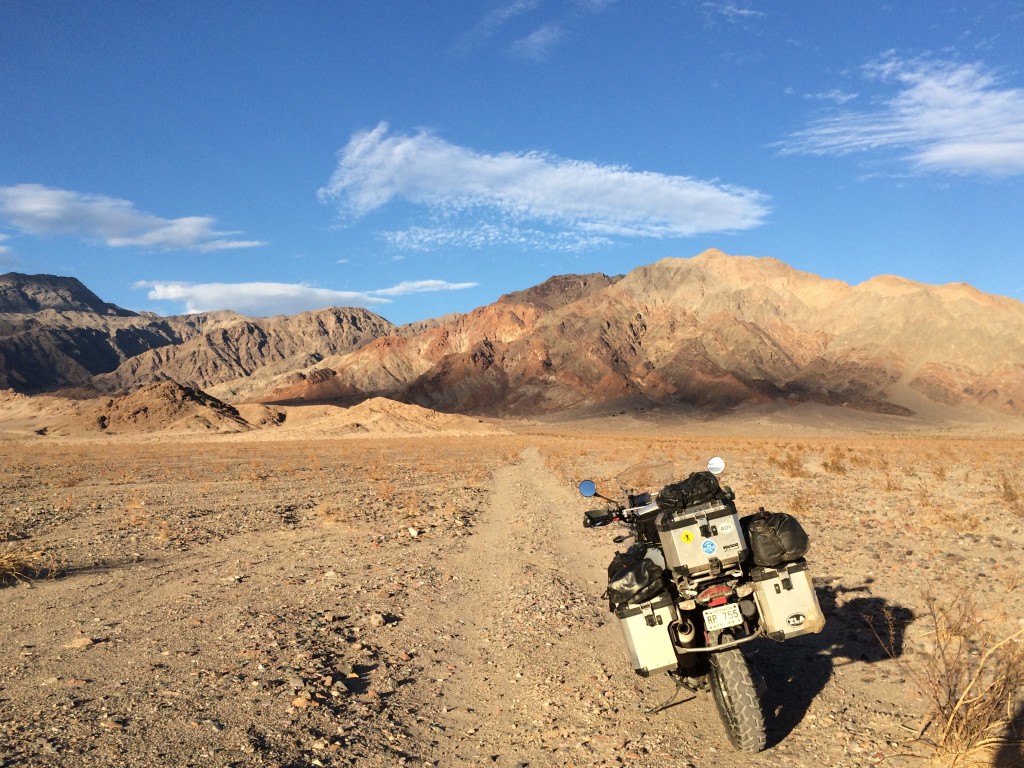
[[63, 638, 94, 649]]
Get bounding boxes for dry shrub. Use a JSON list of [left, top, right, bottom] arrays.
[[822, 447, 848, 475], [768, 449, 806, 478], [0, 541, 62, 585], [789, 492, 810, 516], [872, 595, 1024, 765], [848, 449, 874, 469], [998, 474, 1020, 508]]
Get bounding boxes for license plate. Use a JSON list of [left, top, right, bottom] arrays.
[[703, 603, 743, 631]]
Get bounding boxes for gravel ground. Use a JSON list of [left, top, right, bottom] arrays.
[[2, 430, 1023, 768]]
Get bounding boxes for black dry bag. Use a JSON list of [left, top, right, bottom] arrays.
[[745, 510, 810, 567], [606, 547, 665, 606]]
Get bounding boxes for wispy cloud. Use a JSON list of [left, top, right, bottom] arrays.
[[382, 223, 611, 252], [458, 0, 541, 50], [803, 89, 859, 105], [511, 23, 564, 61], [135, 280, 385, 316], [371, 279, 478, 297], [135, 277, 476, 316], [0, 233, 11, 255], [702, 1, 766, 25], [319, 123, 769, 250], [0, 184, 265, 252], [460, 0, 617, 60], [780, 56, 1024, 176]]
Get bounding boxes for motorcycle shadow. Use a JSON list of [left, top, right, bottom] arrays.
[[751, 580, 915, 748], [994, 699, 1024, 768]]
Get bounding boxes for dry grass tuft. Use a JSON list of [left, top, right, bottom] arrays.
[[870, 595, 1024, 766], [0, 541, 62, 585], [767, 448, 806, 477], [998, 474, 1020, 510], [820, 444, 848, 475]]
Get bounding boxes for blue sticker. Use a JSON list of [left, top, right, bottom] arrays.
[[702, 540, 718, 555]]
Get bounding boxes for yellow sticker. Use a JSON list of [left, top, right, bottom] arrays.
[[681, 531, 694, 544]]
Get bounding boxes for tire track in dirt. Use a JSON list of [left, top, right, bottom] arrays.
[[393, 447, 908, 768], [396, 447, 723, 767]]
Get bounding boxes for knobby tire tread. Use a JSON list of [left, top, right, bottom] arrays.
[[708, 646, 767, 752]]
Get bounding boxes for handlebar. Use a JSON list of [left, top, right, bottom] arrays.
[[582, 500, 660, 528], [583, 508, 618, 527]]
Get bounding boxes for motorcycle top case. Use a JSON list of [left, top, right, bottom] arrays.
[[614, 593, 679, 677], [655, 499, 748, 581], [750, 559, 826, 641]]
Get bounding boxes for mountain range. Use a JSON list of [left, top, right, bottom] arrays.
[[2, 249, 1023, 421]]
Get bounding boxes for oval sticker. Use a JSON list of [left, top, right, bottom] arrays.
[[702, 540, 718, 555]]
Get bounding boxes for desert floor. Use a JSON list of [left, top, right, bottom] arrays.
[[2, 419, 1023, 768]]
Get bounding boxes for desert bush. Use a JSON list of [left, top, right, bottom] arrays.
[[0, 540, 62, 585], [789, 492, 810, 516], [822, 445, 848, 475], [768, 449, 806, 478], [871, 595, 1024, 765], [998, 474, 1020, 507], [884, 473, 903, 492]]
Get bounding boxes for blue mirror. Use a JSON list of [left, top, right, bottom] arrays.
[[578, 479, 597, 497]]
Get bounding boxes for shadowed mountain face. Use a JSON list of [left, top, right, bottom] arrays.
[[0, 273, 135, 316], [4, 251, 1024, 419], [1, 272, 398, 394], [260, 250, 1024, 418]]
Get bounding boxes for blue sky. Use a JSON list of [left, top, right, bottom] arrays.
[[1, 1, 1023, 323]]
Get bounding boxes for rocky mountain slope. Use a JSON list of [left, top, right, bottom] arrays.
[[4, 250, 1024, 420], [260, 250, 1024, 418], [1, 272, 399, 394], [93, 307, 399, 394], [0, 272, 133, 316]]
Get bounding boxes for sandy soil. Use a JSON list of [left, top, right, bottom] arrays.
[[2, 421, 1023, 768]]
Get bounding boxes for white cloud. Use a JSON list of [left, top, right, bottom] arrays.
[[702, 2, 766, 23], [382, 223, 611, 252], [370, 279, 478, 297], [459, 0, 616, 58], [135, 277, 477, 316], [0, 184, 265, 251], [0, 233, 10, 255], [803, 89, 859, 105], [780, 57, 1024, 176], [458, 0, 541, 50], [135, 280, 389, 316], [319, 123, 769, 248], [511, 23, 565, 61]]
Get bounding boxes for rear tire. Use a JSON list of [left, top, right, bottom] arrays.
[[707, 645, 766, 752]]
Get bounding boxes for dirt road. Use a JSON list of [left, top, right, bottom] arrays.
[[3, 435, 1009, 767], [387, 447, 917, 768]]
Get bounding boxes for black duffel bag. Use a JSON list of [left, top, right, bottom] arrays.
[[656, 470, 726, 510], [607, 546, 665, 607], [744, 508, 810, 566]]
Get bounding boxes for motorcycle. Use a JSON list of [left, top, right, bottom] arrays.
[[578, 457, 824, 752]]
